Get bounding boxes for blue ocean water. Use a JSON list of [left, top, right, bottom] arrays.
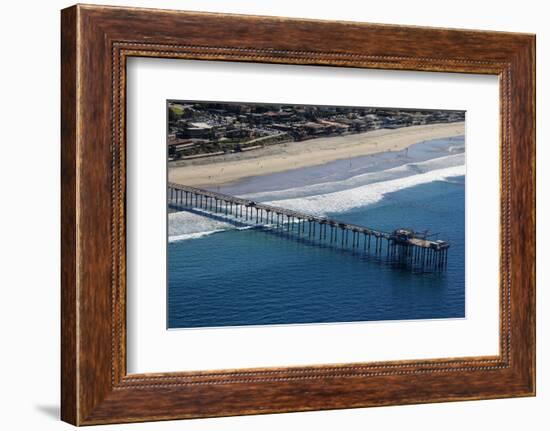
[[167, 137, 465, 329]]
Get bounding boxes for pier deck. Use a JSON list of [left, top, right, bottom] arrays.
[[168, 182, 450, 270]]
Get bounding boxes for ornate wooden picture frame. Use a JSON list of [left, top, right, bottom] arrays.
[[61, 4, 535, 425]]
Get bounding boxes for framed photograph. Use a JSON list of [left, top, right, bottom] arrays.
[[61, 4, 535, 425]]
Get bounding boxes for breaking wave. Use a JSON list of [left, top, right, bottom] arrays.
[[266, 164, 464, 215], [168, 211, 256, 243], [169, 153, 464, 241], [241, 153, 464, 202]]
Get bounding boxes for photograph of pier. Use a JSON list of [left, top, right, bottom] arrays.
[[167, 101, 466, 329]]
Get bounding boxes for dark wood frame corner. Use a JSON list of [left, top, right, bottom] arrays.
[[61, 4, 536, 426]]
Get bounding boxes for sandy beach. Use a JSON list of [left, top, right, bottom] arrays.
[[168, 121, 465, 187]]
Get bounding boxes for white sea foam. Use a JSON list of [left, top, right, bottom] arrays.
[[168, 211, 233, 242], [266, 164, 465, 216], [242, 153, 464, 203], [168, 211, 256, 242], [169, 229, 227, 242]]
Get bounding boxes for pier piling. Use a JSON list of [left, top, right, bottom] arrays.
[[168, 183, 449, 272]]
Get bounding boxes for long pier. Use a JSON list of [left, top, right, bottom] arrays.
[[168, 183, 450, 271]]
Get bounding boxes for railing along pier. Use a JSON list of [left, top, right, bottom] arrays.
[[168, 182, 450, 271]]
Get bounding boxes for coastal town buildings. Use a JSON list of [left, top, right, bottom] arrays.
[[168, 102, 465, 161]]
